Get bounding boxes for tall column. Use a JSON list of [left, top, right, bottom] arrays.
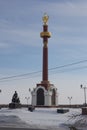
[[40, 14, 51, 89], [32, 14, 58, 106], [42, 25, 48, 81]]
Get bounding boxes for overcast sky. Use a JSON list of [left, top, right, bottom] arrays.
[[0, 0, 87, 104]]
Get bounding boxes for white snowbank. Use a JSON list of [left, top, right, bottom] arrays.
[[0, 107, 87, 130]]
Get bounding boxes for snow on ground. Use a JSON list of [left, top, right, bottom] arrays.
[[0, 107, 87, 130]]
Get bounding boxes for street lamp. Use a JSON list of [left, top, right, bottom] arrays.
[[68, 97, 72, 107], [29, 88, 31, 92], [25, 97, 30, 106], [80, 84, 87, 106]]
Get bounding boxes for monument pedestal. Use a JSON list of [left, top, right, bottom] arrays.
[[32, 85, 58, 106], [9, 103, 21, 109], [82, 107, 87, 115]]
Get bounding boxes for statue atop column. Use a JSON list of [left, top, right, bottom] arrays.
[[42, 13, 49, 25]]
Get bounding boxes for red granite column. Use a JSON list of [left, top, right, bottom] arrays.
[[42, 25, 48, 82], [37, 14, 51, 89], [43, 43, 48, 82]]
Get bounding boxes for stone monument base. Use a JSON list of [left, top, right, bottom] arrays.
[[82, 107, 87, 115], [28, 105, 35, 112], [32, 85, 58, 106], [57, 109, 69, 113], [9, 103, 21, 109]]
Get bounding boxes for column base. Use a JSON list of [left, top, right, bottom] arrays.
[[37, 80, 54, 90]]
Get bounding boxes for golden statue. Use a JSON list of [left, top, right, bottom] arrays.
[[42, 13, 49, 25]]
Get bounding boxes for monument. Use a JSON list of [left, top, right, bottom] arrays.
[[32, 14, 58, 106], [9, 91, 21, 109]]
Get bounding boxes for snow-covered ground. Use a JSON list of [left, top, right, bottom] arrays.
[[0, 107, 87, 130]]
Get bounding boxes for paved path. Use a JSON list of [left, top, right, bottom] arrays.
[[0, 127, 69, 130], [0, 114, 69, 130], [0, 128, 46, 130]]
